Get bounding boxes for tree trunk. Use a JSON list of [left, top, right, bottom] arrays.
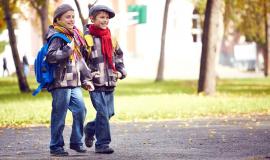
[[2, 0, 30, 92], [264, 0, 270, 76], [30, 0, 49, 44], [155, 0, 171, 82], [74, 0, 87, 31], [198, 0, 224, 95], [40, 0, 49, 44]]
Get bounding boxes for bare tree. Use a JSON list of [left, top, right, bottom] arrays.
[[156, 0, 171, 82], [74, 0, 98, 31], [198, 0, 224, 95], [2, 0, 30, 92], [29, 0, 49, 44], [74, 0, 87, 28], [264, 0, 270, 76]]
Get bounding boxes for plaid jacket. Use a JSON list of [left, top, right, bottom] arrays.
[[45, 27, 92, 91], [84, 25, 127, 91]]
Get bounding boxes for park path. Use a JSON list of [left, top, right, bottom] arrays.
[[0, 115, 270, 160]]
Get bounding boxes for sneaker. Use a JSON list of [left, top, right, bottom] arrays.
[[70, 145, 87, 153], [95, 147, 114, 154], [50, 149, 69, 157], [85, 134, 95, 148]]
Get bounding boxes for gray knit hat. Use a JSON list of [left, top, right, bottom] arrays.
[[53, 4, 74, 22], [89, 5, 115, 19]]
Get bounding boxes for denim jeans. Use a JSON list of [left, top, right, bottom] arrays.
[[50, 87, 86, 151], [85, 91, 114, 149]]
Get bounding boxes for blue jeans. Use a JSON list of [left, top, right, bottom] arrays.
[[50, 87, 86, 151], [85, 91, 114, 149]]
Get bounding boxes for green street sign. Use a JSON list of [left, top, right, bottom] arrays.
[[128, 5, 147, 24]]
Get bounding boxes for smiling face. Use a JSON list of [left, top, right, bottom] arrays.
[[91, 11, 110, 29], [57, 10, 75, 30]]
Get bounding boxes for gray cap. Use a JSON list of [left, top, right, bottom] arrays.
[[89, 5, 115, 19], [53, 4, 74, 22]]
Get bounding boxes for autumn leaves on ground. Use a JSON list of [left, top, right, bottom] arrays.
[[0, 76, 270, 127]]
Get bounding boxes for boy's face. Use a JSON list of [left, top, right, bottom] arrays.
[[91, 11, 110, 29], [57, 10, 75, 30]]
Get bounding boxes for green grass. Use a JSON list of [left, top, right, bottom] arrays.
[[0, 76, 270, 127]]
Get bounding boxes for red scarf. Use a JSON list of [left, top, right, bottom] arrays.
[[89, 24, 115, 71]]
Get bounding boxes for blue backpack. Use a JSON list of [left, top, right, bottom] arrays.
[[32, 33, 71, 96]]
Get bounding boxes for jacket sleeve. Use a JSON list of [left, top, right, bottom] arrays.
[[78, 56, 93, 84], [114, 42, 127, 79], [46, 37, 72, 64]]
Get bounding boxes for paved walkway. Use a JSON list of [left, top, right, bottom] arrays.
[[0, 116, 270, 160]]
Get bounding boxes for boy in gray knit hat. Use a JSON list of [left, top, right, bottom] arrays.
[[46, 3, 94, 156], [83, 4, 127, 154]]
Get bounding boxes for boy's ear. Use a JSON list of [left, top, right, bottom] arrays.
[[90, 16, 94, 20], [55, 17, 60, 23]]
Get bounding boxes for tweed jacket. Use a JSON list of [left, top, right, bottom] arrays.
[[84, 25, 127, 91], [45, 26, 92, 91]]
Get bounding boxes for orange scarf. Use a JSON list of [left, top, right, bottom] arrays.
[[53, 22, 86, 61]]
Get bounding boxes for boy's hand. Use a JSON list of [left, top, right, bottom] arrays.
[[116, 71, 122, 79], [82, 81, 95, 91]]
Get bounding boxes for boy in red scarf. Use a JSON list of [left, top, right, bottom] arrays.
[[83, 5, 127, 154]]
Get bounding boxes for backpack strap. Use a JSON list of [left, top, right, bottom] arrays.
[[111, 36, 118, 52], [32, 33, 71, 96], [49, 33, 71, 44], [84, 34, 94, 53], [32, 82, 46, 96], [84, 34, 118, 54]]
